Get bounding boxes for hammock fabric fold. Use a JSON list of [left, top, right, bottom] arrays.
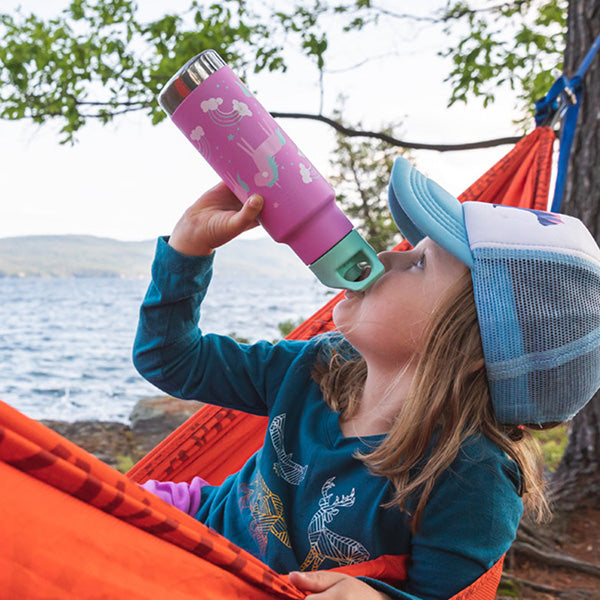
[[0, 126, 554, 599]]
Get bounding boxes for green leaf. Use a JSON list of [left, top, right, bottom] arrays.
[[442, 0, 566, 119]]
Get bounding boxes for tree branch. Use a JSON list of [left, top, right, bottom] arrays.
[[83, 106, 150, 118], [444, 0, 531, 19], [324, 51, 401, 73], [75, 100, 151, 108], [512, 541, 600, 578], [367, 7, 439, 23], [369, 1, 531, 23], [270, 111, 528, 151], [3, 101, 541, 151]]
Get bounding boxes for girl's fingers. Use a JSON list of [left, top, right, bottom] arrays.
[[229, 194, 264, 232], [244, 194, 264, 219], [288, 571, 392, 600], [169, 188, 263, 256], [288, 571, 349, 592]]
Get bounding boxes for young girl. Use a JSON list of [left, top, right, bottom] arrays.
[[133, 157, 600, 600]]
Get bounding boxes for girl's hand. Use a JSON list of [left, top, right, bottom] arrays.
[[169, 182, 264, 256], [288, 571, 393, 600]]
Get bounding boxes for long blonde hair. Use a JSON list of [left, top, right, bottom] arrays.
[[314, 271, 549, 531]]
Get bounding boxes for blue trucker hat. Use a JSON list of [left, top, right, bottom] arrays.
[[388, 156, 600, 425]]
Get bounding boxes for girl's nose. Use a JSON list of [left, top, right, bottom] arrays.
[[377, 251, 397, 271], [377, 249, 416, 271]]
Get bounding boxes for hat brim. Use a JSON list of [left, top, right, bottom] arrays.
[[388, 157, 474, 268]]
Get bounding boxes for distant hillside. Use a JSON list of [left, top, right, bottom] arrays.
[[0, 235, 312, 279]]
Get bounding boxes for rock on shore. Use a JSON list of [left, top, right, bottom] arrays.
[[41, 396, 204, 472]]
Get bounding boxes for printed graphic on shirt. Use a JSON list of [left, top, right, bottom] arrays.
[[269, 413, 308, 485], [300, 477, 370, 571], [239, 471, 291, 557]]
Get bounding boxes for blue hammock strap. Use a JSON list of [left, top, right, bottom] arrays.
[[534, 32, 600, 212]]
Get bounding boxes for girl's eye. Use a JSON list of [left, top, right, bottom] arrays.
[[411, 253, 426, 269]]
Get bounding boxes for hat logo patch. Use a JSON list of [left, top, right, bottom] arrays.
[[492, 205, 564, 227]]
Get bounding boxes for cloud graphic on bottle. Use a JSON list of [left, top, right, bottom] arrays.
[[190, 126, 205, 141], [299, 162, 316, 183], [232, 99, 252, 117], [201, 97, 223, 112]]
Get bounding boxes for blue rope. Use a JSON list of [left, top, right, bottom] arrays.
[[575, 33, 600, 79], [534, 32, 600, 212]]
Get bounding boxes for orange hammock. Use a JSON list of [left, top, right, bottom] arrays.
[[0, 126, 555, 600]]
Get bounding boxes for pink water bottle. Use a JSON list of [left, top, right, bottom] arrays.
[[158, 50, 384, 290]]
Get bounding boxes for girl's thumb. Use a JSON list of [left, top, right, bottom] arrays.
[[288, 570, 347, 592], [247, 194, 264, 213]]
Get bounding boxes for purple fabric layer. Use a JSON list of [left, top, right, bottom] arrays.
[[141, 476, 209, 516]]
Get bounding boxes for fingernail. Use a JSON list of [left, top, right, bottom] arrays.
[[248, 194, 261, 207]]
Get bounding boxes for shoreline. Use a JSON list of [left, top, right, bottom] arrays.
[[41, 395, 204, 472]]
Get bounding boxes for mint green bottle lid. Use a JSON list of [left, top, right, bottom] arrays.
[[309, 230, 385, 290]]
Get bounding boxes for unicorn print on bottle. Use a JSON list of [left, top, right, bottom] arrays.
[[220, 171, 251, 202], [237, 120, 287, 188]]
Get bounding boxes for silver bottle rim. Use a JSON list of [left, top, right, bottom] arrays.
[[158, 49, 226, 116]]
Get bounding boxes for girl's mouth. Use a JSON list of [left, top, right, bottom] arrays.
[[356, 262, 372, 281]]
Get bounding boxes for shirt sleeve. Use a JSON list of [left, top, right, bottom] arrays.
[[359, 436, 523, 600], [132, 236, 308, 415]]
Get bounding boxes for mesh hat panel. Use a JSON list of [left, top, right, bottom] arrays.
[[472, 247, 600, 424]]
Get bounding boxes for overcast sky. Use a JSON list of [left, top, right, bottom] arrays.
[[0, 0, 532, 242]]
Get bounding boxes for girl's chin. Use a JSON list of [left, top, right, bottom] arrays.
[[331, 303, 344, 329], [332, 295, 358, 331]]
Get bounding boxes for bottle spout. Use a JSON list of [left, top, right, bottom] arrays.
[[308, 230, 385, 291]]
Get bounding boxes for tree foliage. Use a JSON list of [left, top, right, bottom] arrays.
[[328, 110, 406, 251], [278, 0, 567, 118], [441, 0, 567, 118], [0, 0, 287, 141], [0, 0, 568, 144]]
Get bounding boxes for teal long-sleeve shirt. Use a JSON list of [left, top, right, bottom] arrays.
[[133, 237, 523, 600]]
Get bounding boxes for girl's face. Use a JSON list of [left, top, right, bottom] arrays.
[[333, 238, 468, 368]]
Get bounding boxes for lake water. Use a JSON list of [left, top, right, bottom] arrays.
[[0, 276, 332, 423]]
